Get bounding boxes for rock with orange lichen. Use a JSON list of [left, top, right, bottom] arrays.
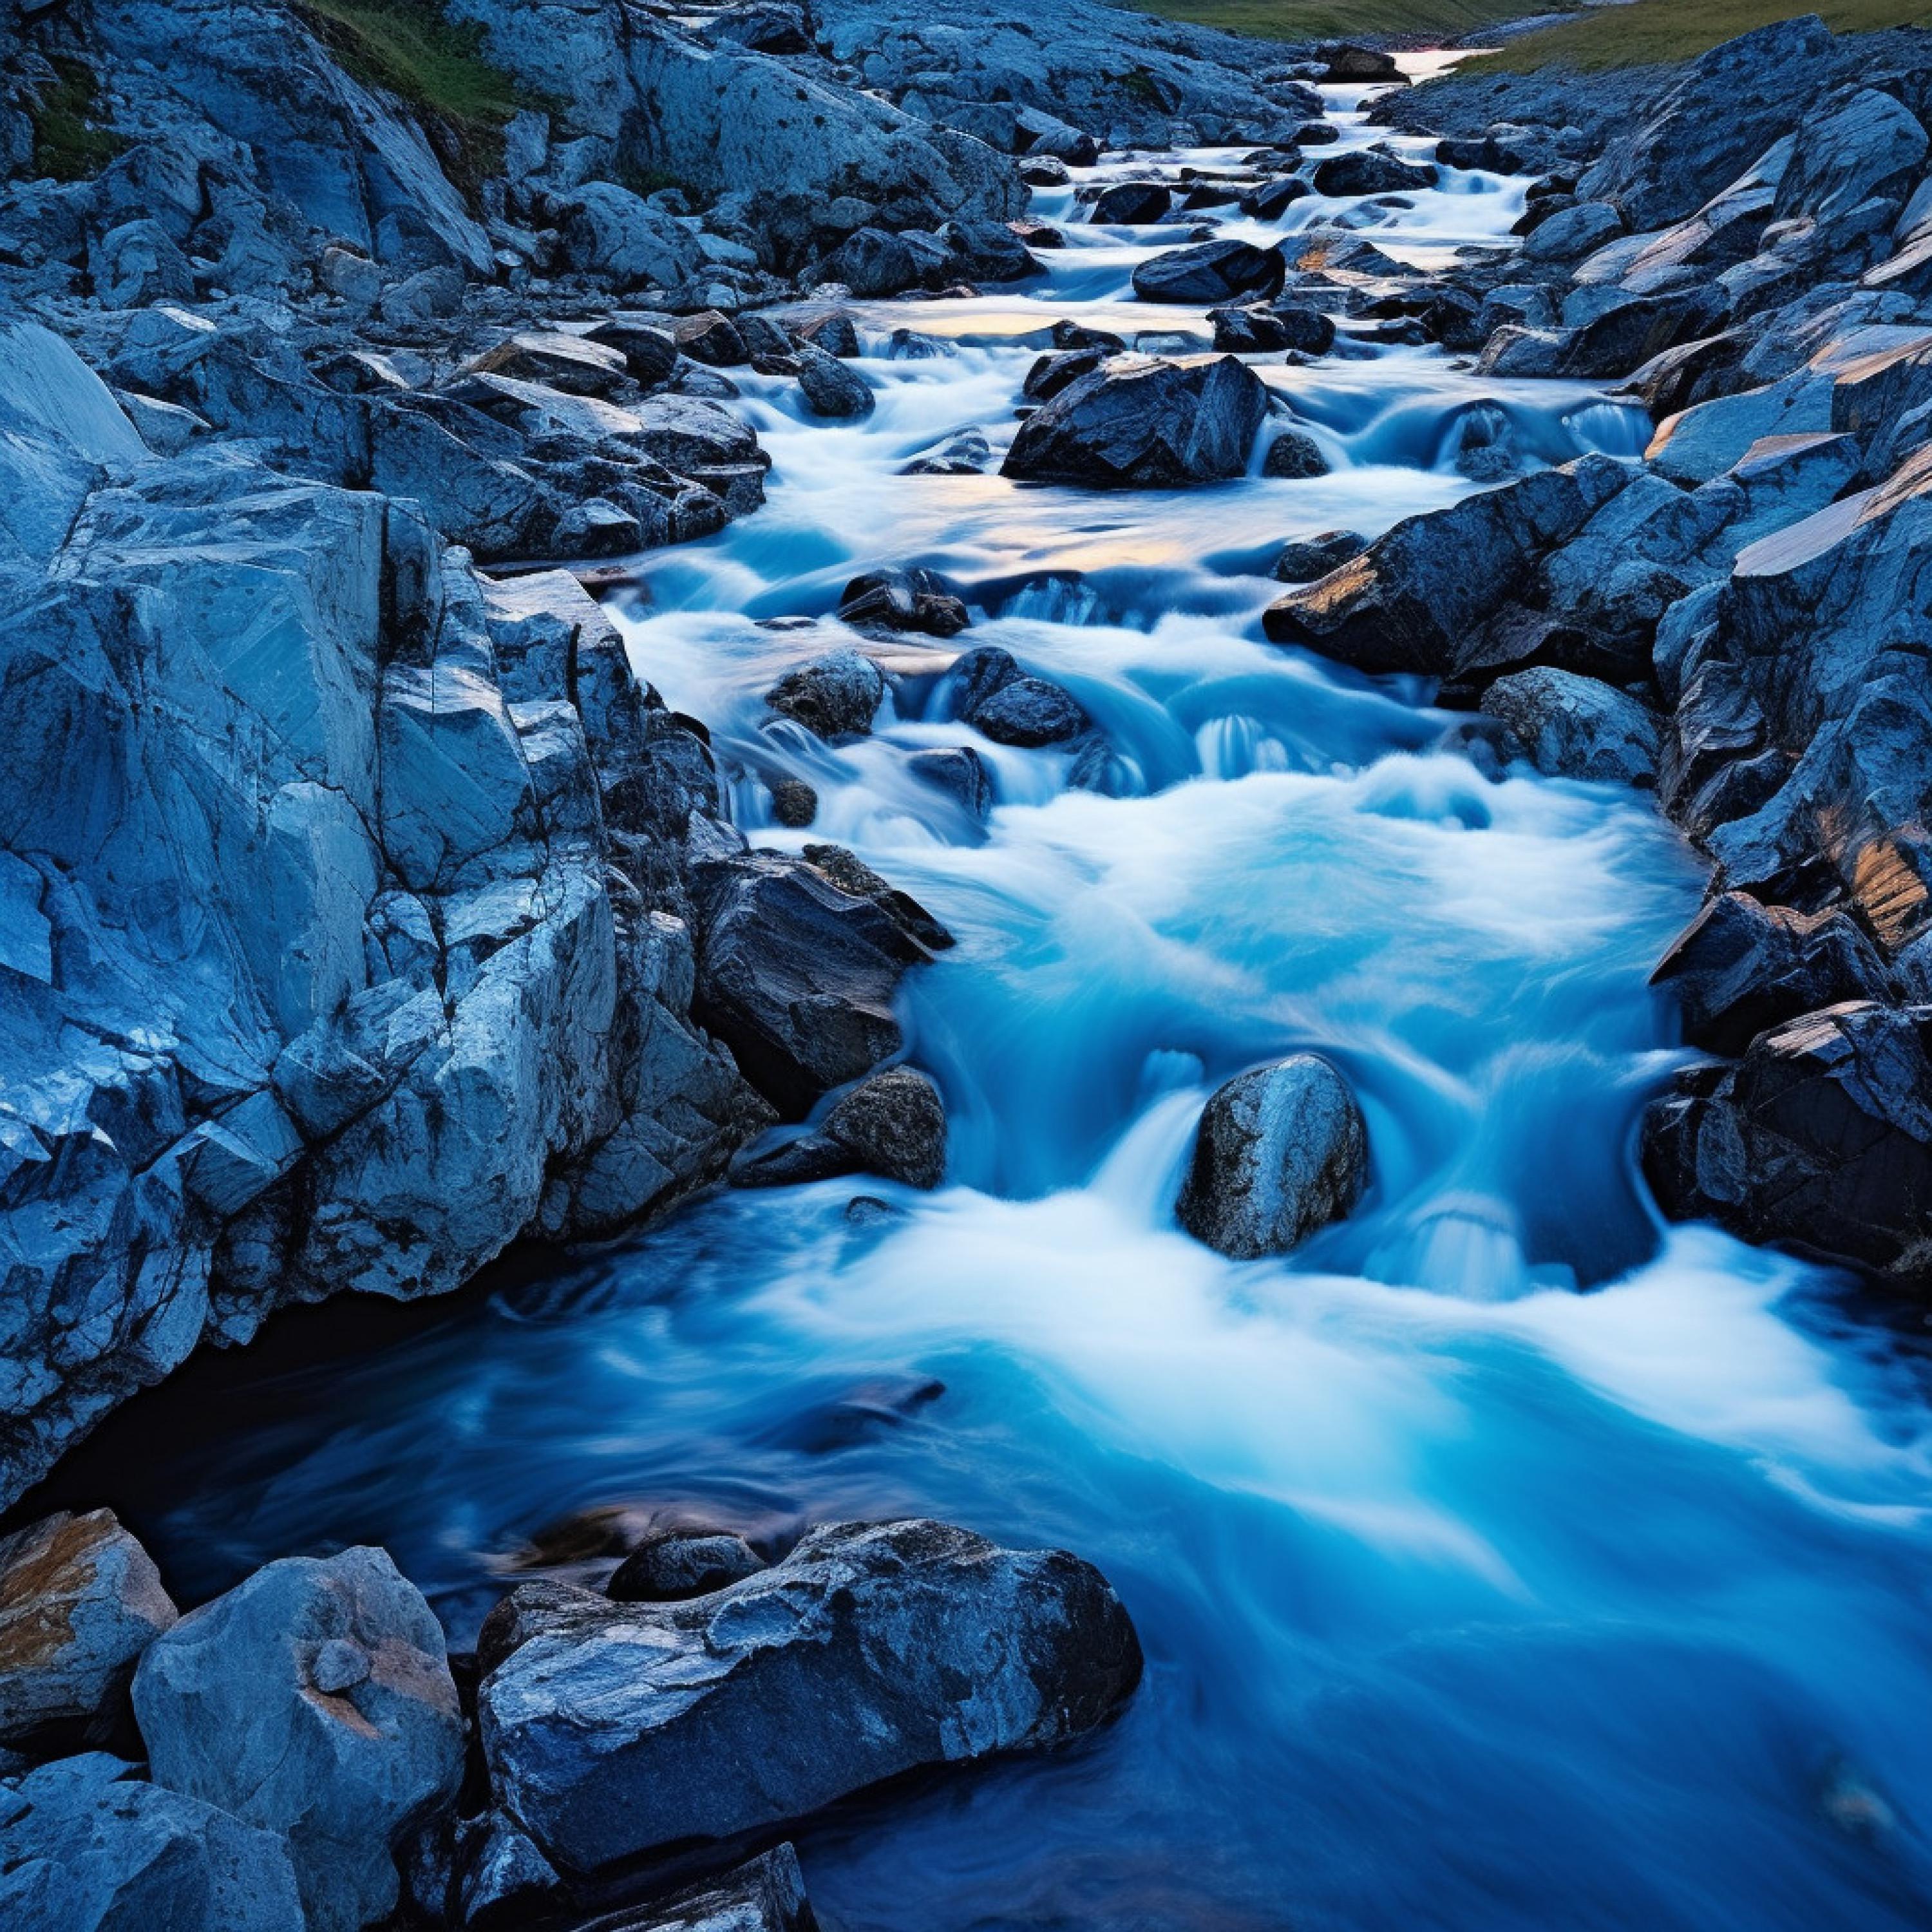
[[0, 1509, 178, 1758]]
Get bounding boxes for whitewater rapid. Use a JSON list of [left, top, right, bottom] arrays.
[[101, 64, 1932, 1932]]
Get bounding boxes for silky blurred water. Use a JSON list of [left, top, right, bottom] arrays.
[[102, 70, 1932, 1932]]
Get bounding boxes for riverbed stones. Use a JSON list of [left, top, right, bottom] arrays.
[[1176, 1056, 1368, 1258], [764, 649, 886, 739], [1003, 354, 1267, 488], [131, 1546, 465, 1932], [1273, 529, 1367, 582], [1091, 182, 1173, 225], [795, 342, 876, 419], [1132, 238, 1286, 304], [607, 1530, 767, 1603], [909, 744, 995, 817], [1643, 1003, 1932, 1289], [478, 1519, 1142, 1875], [0, 1752, 306, 1932], [1312, 149, 1436, 198], [840, 565, 971, 636], [949, 645, 1090, 746], [578, 1844, 816, 1932], [0, 1510, 178, 1757]]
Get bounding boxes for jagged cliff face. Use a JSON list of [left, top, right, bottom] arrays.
[[0, 319, 777, 1506]]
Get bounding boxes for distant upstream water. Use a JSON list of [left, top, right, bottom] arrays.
[[91, 66, 1932, 1932]]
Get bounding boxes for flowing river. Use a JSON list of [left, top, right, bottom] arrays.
[[73, 62, 1932, 1932]]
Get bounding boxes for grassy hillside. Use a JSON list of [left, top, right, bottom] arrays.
[[1121, 0, 1571, 45], [1467, 0, 1932, 70]]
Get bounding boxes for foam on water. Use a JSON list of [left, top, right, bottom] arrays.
[[105, 62, 1932, 1932]]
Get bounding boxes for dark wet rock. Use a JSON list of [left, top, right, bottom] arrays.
[[673, 312, 750, 368], [1025, 345, 1110, 401], [840, 565, 971, 636], [1262, 428, 1328, 478], [1176, 1056, 1368, 1258], [1054, 319, 1129, 354], [469, 332, 634, 399], [1209, 302, 1332, 355], [795, 343, 876, 419], [1643, 1003, 1932, 1289], [1021, 155, 1074, 187], [942, 218, 1042, 283], [131, 1546, 464, 1932], [769, 777, 819, 828], [950, 645, 1091, 746], [1519, 199, 1624, 263], [1240, 176, 1312, 220], [692, 851, 939, 1118], [1437, 135, 1526, 173], [800, 844, 954, 954], [1652, 893, 1890, 1057], [0, 1752, 304, 1932], [0, 1510, 178, 1759], [1133, 238, 1286, 305], [1272, 529, 1367, 582], [1321, 43, 1401, 83], [909, 746, 996, 819], [792, 311, 862, 358], [886, 328, 951, 361], [764, 649, 886, 740], [900, 428, 995, 475], [582, 320, 681, 388], [478, 1519, 1142, 1876], [820, 227, 923, 297], [1482, 668, 1662, 788], [1312, 149, 1435, 198], [564, 1842, 815, 1931], [732, 1066, 948, 1190], [1777, 87, 1929, 226], [1003, 354, 1268, 488], [607, 1531, 768, 1603], [1264, 457, 1631, 674], [450, 1808, 562, 1929], [1091, 182, 1173, 225]]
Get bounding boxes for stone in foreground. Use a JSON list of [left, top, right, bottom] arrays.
[[132, 1546, 465, 1932], [1177, 1056, 1368, 1258], [0, 1752, 304, 1932], [479, 1519, 1142, 1875], [1003, 354, 1267, 489], [0, 1509, 178, 1756], [1643, 1003, 1932, 1289], [1482, 668, 1662, 788], [571, 1844, 816, 1931]]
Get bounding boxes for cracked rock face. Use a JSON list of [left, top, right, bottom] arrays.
[[477, 1519, 1143, 1877], [132, 1546, 465, 1932]]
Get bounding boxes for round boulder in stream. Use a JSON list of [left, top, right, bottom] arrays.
[[1003, 354, 1268, 489], [477, 1519, 1142, 1877], [1132, 238, 1286, 304], [1177, 1056, 1368, 1258]]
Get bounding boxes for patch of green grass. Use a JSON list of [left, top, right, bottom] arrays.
[[298, 0, 531, 178], [1122, 0, 1574, 46], [28, 57, 126, 183], [1466, 0, 1932, 71]]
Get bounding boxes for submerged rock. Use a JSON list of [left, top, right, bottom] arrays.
[[0, 1510, 178, 1757], [478, 1519, 1142, 1875], [839, 565, 971, 636], [0, 1752, 305, 1932], [131, 1546, 464, 1932], [949, 645, 1090, 746], [1176, 1056, 1368, 1258], [569, 1844, 816, 1932], [764, 649, 886, 739], [1003, 354, 1267, 488]]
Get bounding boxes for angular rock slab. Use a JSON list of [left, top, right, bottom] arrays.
[[1177, 1056, 1368, 1259], [570, 1844, 815, 1931], [480, 1519, 1142, 1875], [133, 1546, 464, 1932], [0, 1752, 305, 1932], [0, 1508, 178, 1755]]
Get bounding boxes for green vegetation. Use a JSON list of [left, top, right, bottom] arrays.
[[1122, 0, 1572, 46], [28, 57, 126, 182], [1467, 0, 1932, 70], [298, 0, 529, 175]]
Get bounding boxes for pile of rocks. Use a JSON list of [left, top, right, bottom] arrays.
[[0, 1508, 1141, 1931]]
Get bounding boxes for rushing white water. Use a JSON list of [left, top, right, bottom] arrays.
[[102, 69, 1932, 1932]]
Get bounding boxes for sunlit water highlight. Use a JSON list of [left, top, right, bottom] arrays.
[[108, 66, 1932, 1932]]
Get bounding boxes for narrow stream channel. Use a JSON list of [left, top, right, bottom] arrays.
[[82, 61, 1932, 1932]]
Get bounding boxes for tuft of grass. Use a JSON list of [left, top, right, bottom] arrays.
[[28, 57, 127, 182], [1122, 0, 1578, 46], [1465, 0, 1932, 71], [297, 0, 531, 180]]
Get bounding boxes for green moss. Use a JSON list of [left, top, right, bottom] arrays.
[[1466, 0, 1932, 71], [297, 0, 532, 179], [28, 57, 126, 184]]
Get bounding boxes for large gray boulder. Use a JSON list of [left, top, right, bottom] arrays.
[[1482, 667, 1662, 788], [1645, 1003, 1932, 1291], [0, 1752, 304, 1932], [1774, 88, 1928, 227], [1003, 354, 1267, 489], [0, 1510, 178, 1757], [478, 1519, 1142, 1875], [1175, 1056, 1368, 1259], [132, 1546, 465, 1932]]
